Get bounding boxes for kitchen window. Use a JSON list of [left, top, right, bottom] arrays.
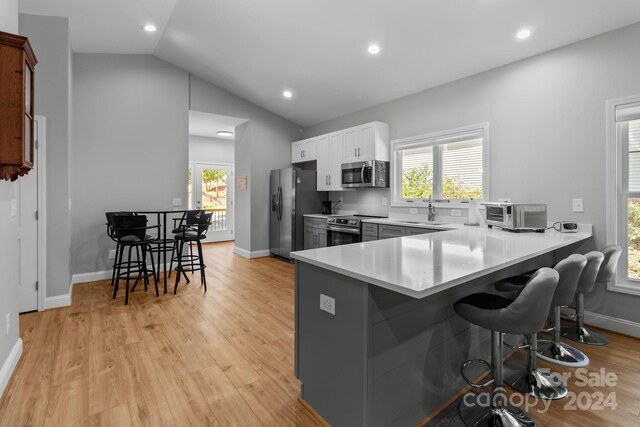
[[391, 123, 489, 206], [607, 95, 640, 294]]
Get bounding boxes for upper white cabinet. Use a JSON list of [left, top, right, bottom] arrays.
[[292, 137, 317, 163], [317, 131, 343, 191], [342, 121, 389, 164]]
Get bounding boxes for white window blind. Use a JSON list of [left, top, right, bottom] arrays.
[[391, 123, 489, 205]]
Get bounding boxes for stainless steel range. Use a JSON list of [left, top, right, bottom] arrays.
[[326, 215, 382, 246]]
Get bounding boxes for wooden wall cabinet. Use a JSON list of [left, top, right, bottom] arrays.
[[0, 31, 37, 181]]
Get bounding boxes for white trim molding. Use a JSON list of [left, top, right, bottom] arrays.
[[36, 116, 47, 312], [233, 246, 270, 259], [44, 294, 71, 309], [584, 310, 640, 338], [0, 338, 23, 399]]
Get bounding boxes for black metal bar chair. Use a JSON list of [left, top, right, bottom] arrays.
[[173, 211, 212, 294], [168, 209, 205, 277], [105, 211, 138, 287], [110, 214, 160, 305]]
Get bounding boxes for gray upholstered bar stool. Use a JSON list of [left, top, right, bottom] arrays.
[[454, 268, 559, 427], [496, 255, 589, 398], [496, 254, 588, 368], [562, 245, 622, 345]]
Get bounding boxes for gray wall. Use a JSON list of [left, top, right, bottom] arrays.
[[0, 0, 20, 385], [189, 76, 302, 253], [70, 54, 189, 274], [189, 135, 234, 164], [19, 14, 72, 297], [304, 23, 640, 323]]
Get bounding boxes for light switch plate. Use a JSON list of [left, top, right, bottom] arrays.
[[409, 208, 418, 214], [451, 209, 462, 217], [172, 198, 182, 207], [10, 199, 17, 217], [319, 294, 335, 315], [381, 197, 387, 206], [572, 198, 584, 213]]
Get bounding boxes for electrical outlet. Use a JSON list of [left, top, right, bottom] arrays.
[[108, 249, 116, 259], [572, 198, 584, 213], [172, 198, 182, 207], [410, 208, 418, 214], [338, 197, 343, 204], [319, 294, 335, 315], [381, 197, 387, 206], [5, 314, 10, 336], [451, 209, 462, 217]]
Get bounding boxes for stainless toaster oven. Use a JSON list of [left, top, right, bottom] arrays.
[[482, 202, 547, 232]]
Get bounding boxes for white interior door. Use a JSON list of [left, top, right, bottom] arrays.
[[193, 163, 234, 242], [18, 117, 41, 313]]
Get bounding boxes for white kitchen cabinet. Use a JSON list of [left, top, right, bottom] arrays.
[[316, 131, 344, 191], [292, 137, 317, 163], [342, 121, 389, 163]]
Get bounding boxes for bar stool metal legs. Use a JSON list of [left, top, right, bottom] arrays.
[[537, 306, 589, 367], [561, 293, 609, 345], [503, 333, 568, 399], [459, 331, 536, 427]]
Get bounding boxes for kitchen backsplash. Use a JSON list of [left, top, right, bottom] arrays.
[[327, 189, 478, 224]]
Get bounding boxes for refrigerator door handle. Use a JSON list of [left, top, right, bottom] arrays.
[[277, 186, 283, 221]]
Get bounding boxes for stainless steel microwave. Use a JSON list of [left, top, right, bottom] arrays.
[[341, 160, 389, 188], [482, 202, 547, 232]]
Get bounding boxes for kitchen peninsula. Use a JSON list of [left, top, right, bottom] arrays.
[[291, 225, 592, 427]]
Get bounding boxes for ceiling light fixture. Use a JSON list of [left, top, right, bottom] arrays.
[[217, 131, 233, 137], [142, 24, 157, 32], [367, 44, 380, 55], [283, 90, 293, 99], [516, 29, 531, 40]]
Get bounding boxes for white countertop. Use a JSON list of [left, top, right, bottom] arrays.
[[291, 225, 592, 299], [303, 214, 335, 219]]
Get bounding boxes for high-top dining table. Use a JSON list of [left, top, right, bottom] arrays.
[[134, 209, 190, 293]]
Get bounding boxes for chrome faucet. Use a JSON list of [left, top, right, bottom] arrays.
[[427, 196, 437, 222]]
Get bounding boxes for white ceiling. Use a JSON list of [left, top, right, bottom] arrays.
[[189, 110, 247, 140], [19, 0, 640, 127]]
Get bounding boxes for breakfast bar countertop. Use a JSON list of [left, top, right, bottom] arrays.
[[290, 225, 592, 299]]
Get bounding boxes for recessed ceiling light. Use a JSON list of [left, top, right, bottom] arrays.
[[516, 29, 531, 40], [142, 24, 157, 32], [217, 131, 233, 137], [367, 44, 380, 55], [283, 90, 293, 99]]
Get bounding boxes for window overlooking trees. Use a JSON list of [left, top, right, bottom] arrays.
[[607, 96, 640, 294], [392, 123, 488, 206]]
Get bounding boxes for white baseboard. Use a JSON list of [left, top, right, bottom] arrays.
[[44, 294, 71, 309], [233, 246, 270, 259], [584, 310, 640, 338], [0, 338, 23, 399]]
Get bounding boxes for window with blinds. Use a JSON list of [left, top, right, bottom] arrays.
[[611, 99, 640, 286], [391, 123, 488, 205]]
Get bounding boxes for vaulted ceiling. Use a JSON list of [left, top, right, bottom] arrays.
[[19, 0, 640, 126]]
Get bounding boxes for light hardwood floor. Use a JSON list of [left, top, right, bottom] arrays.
[[1, 241, 639, 426], [0, 242, 326, 427]]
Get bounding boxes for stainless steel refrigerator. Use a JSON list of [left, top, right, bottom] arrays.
[[270, 168, 324, 260]]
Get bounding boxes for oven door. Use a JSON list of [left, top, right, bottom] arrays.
[[341, 161, 373, 188], [327, 226, 362, 246], [485, 204, 511, 227]]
